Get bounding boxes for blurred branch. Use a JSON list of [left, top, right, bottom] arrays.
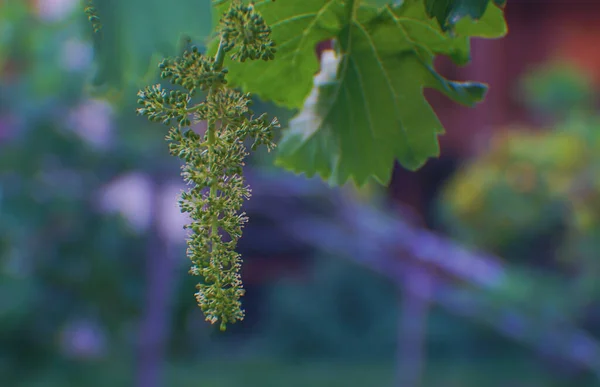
[[247, 172, 600, 379]]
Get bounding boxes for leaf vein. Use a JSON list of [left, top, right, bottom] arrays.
[[348, 56, 376, 142], [290, 0, 338, 66], [270, 13, 318, 28], [352, 18, 415, 161]]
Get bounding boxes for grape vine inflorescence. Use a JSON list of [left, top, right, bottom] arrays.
[[137, 0, 278, 330]]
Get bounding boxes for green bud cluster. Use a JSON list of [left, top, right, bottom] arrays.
[[137, 0, 278, 330], [137, 85, 192, 126], [220, 1, 277, 62], [158, 47, 229, 95]]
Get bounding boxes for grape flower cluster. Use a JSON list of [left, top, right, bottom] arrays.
[[136, 0, 278, 330]]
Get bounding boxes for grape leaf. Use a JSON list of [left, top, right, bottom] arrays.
[[210, 0, 505, 110], [273, 0, 506, 186], [90, 0, 213, 92], [210, 0, 505, 185], [425, 0, 506, 31]]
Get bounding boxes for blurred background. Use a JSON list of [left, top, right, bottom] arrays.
[[2, 0, 600, 386]]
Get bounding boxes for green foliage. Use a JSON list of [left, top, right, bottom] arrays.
[[137, 1, 279, 329], [97, 0, 509, 325], [128, 0, 508, 322], [14, 2, 599, 386], [209, 0, 506, 185], [87, 0, 508, 186], [276, 1, 501, 185]]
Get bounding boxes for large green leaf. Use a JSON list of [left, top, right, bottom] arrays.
[[276, 1, 494, 186], [209, 0, 505, 109], [90, 0, 213, 92], [208, 0, 506, 185], [273, 0, 505, 185]]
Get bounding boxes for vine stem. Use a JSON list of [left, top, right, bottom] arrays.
[[207, 118, 218, 256], [214, 36, 227, 71], [206, 36, 227, 325], [207, 35, 227, 243]]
